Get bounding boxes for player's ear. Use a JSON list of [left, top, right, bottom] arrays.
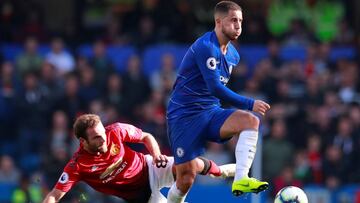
[[215, 16, 222, 26], [79, 137, 86, 144], [214, 12, 221, 24]]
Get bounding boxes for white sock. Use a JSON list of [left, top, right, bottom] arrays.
[[167, 183, 187, 203], [234, 130, 258, 181]]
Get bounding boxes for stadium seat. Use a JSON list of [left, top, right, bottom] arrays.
[[142, 44, 189, 76], [0, 183, 17, 203], [0, 141, 17, 157], [334, 184, 360, 203], [238, 45, 268, 69], [19, 154, 41, 173], [77, 44, 137, 73], [304, 184, 331, 203], [107, 46, 137, 73], [330, 47, 356, 61], [77, 44, 93, 58], [38, 45, 51, 57], [1, 44, 22, 62], [280, 46, 307, 62]]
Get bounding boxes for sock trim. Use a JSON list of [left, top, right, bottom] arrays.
[[198, 156, 210, 175]]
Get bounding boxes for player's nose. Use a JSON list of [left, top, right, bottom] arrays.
[[99, 136, 106, 143]]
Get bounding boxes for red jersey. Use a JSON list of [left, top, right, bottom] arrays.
[[55, 123, 151, 202]]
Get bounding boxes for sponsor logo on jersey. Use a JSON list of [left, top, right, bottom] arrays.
[[220, 76, 229, 84], [59, 172, 69, 184], [110, 143, 120, 156], [100, 157, 123, 180], [102, 161, 127, 183], [176, 147, 184, 158], [206, 57, 217, 70]]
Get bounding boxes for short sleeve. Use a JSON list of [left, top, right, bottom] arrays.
[[54, 161, 80, 192], [112, 123, 143, 143]]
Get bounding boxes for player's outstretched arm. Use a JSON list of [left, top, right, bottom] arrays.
[[252, 100, 271, 116], [43, 188, 66, 203], [194, 43, 255, 111], [140, 132, 168, 167]]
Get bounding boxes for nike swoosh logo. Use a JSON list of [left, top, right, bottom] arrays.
[[238, 182, 249, 187]]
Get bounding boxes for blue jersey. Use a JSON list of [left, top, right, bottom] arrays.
[[167, 31, 254, 120]]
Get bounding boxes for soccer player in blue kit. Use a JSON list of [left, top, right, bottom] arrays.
[[166, 1, 271, 202]]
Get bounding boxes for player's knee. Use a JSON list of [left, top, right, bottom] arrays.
[[244, 112, 259, 129]]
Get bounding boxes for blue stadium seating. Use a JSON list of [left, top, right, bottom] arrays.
[[19, 154, 41, 173], [281, 46, 307, 61], [1, 43, 356, 76], [1, 44, 22, 61], [107, 46, 137, 73], [142, 44, 188, 76], [77, 44, 93, 58], [238, 45, 268, 68], [77, 44, 137, 73], [333, 184, 360, 203], [329, 46, 356, 61], [0, 183, 17, 203]]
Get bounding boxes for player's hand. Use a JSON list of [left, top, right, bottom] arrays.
[[252, 100, 270, 116], [153, 154, 168, 168]]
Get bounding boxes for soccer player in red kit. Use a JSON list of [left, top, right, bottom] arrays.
[[43, 114, 235, 203]]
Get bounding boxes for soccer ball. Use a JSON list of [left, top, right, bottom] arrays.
[[274, 186, 308, 203]]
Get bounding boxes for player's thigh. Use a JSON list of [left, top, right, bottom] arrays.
[[167, 115, 208, 164], [145, 155, 175, 190], [219, 110, 259, 140], [207, 108, 236, 143]]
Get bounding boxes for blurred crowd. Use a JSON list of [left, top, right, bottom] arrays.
[[0, 0, 356, 46], [0, 0, 359, 202]]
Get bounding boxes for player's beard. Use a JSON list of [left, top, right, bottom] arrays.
[[88, 142, 108, 154], [97, 143, 108, 154], [222, 26, 241, 41]]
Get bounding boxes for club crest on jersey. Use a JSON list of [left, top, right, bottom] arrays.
[[176, 147, 184, 158], [91, 165, 98, 172], [58, 172, 69, 184], [206, 57, 217, 70], [110, 143, 120, 156]]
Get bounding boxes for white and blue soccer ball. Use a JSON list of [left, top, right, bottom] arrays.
[[274, 186, 308, 203]]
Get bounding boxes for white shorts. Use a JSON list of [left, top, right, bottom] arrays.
[[145, 154, 175, 203]]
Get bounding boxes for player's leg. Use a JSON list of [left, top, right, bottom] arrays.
[[167, 159, 197, 203], [167, 113, 209, 203], [146, 154, 233, 203], [167, 157, 235, 203], [167, 108, 237, 202], [146, 155, 174, 203], [195, 157, 235, 178], [219, 110, 268, 196]]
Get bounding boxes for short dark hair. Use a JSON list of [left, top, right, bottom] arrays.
[[215, 1, 242, 15], [73, 114, 101, 140]]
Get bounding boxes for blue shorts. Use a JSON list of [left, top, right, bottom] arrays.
[[167, 107, 236, 164]]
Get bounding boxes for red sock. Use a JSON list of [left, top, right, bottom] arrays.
[[207, 160, 222, 177]]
